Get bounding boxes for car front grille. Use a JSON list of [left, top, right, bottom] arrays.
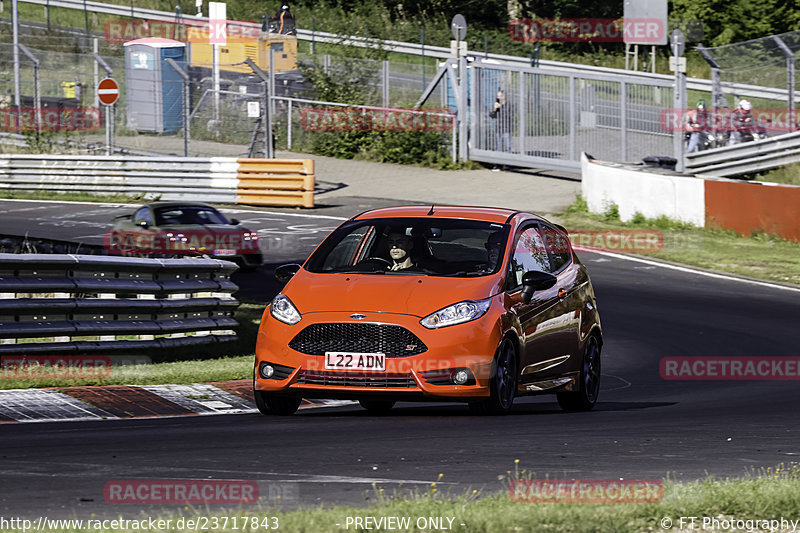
[[289, 323, 427, 357], [297, 370, 417, 388]]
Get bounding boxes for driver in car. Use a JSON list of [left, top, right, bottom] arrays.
[[485, 231, 505, 270], [387, 231, 415, 271]]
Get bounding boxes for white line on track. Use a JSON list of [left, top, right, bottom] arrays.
[[0, 198, 348, 221], [583, 248, 800, 294]]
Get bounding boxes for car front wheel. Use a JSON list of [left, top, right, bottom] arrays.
[[557, 335, 601, 412], [254, 390, 302, 415], [469, 339, 517, 415]]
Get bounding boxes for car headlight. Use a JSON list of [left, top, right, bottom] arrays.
[[270, 294, 301, 325], [420, 297, 492, 329]]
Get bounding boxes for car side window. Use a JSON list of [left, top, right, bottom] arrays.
[[134, 207, 152, 225], [541, 224, 572, 272], [507, 225, 551, 290]]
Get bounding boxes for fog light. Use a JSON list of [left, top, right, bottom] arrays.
[[259, 363, 275, 379], [453, 369, 469, 385]]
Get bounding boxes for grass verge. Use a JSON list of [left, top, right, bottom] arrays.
[[755, 163, 800, 186], [0, 303, 266, 390], [553, 196, 800, 285], [2, 464, 798, 532], [0, 190, 154, 203]]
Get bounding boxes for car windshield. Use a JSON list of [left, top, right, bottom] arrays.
[[153, 206, 229, 226], [305, 218, 510, 277]]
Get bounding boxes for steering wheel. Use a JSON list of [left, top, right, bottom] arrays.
[[359, 257, 392, 268]]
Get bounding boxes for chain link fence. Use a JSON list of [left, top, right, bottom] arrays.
[[697, 30, 800, 114], [1, 26, 452, 160]]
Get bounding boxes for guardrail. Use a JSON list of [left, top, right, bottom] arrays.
[[0, 254, 240, 355], [684, 131, 800, 177], [18, 0, 792, 102], [0, 155, 315, 207]]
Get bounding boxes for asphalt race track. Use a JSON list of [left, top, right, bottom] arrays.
[[1, 199, 799, 520]]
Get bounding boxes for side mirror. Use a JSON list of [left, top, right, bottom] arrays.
[[275, 263, 302, 283], [229, 218, 240, 225], [134, 219, 149, 228], [520, 271, 557, 304]]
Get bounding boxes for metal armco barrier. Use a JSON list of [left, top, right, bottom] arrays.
[[237, 158, 315, 208], [0, 254, 240, 355], [0, 155, 315, 208], [684, 131, 800, 177]]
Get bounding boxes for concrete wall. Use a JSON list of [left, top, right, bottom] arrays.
[[580, 153, 706, 226], [582, 153, 800, 242], [705, 179, 800, 241]]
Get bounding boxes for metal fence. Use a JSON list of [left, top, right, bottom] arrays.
[[0, 37, 451, 159], [466, 60, 675, 172], [2, 35, 674, 171], [697, 30, 800, 113]]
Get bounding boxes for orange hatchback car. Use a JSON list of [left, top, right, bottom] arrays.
[[254, 206, 602, 415]]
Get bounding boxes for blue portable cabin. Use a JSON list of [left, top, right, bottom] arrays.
[[124, 37, 186, 133]]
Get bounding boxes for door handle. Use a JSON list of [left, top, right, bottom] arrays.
[[557, 288, 566, 299]]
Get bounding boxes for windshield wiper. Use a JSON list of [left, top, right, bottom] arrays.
[[438, 271, 486, 277]]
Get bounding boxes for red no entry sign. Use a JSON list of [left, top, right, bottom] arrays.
[[97, 78, 120, 105]]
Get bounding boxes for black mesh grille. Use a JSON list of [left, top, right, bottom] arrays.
[[289, 323, 427, 357], [298, 370, 417, 388]]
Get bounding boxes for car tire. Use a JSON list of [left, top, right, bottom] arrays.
[[358, 400, 395, 414], [557, 335, 601, 412], [238, 253, 264, 272], [254, 390, 302, 415], [468, 339, 517, 415]]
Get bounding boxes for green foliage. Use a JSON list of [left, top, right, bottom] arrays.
[[299, 60, 376, 104], [753, 163, 800, 186], [603, 203, 620, 222], [22, 131, 57, 154], [670, 0, 800, 46], [563, 195, 589, 214], [291, 62, 454, 168]]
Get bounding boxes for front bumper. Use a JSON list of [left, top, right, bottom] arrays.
[[254, 310, 501, 400]]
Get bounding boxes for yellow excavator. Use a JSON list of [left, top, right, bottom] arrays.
[[187, 6, 305, 95]]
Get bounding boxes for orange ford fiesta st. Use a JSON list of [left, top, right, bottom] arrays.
[[254, 206, 602, 415]]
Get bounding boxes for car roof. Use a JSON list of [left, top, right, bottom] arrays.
[[143, 201, 217, 209], [349, 205, 541, 225]]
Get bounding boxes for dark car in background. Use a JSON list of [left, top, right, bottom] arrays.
[[107, 202, 263, 269]]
